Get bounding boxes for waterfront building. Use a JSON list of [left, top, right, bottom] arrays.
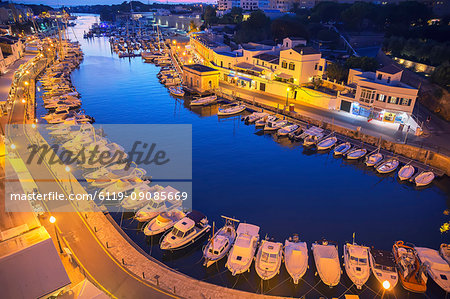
[[183, 64, 220, 94], [338, 65, 419, 127]]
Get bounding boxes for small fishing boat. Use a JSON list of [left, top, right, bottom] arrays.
[[334, 142, 351, 156], [284, 234, 308, 284], [255, 115, 276, 128], [264, 119, 287, 131], [255, 240, 283, 280], [392, 241, 427, 293], [226, 223, 260, 276], [365, 153, 383, 167], [203, 216, 239, 268], [398, 164, 415, 181], [440, 244, 450, 264], [369, 248, 398, 291], [277, 124, 299, 136], [242, 112, 268, 123], [311, 240, 341, 287], [343, 242, 370, 289], [160, 210, 211, 251], [217, 104, 246, 116], [376, 158, 399, 174], [168, 86, 185, 97], [316, 136, 337, 150], [190, 95, 217, 106], [288, 127, 303, 140], [143, 209, 186, 236], [303, 135, 318, 147], [414, 171, 435, 187], [346, 148, 367, 160], [415, 247, 450, 293]]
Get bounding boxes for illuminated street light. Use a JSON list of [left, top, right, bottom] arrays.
[[65, 166, 71, 172], [24, 81, 29, 86], [49, 215, 56, 223], [286, 87, 290, 107], [49, 215, 63, 253], [382, 280, 390, 290], [21, 99, 26, 103], [31, 123, 36, 129], [10, 144, 16, 149]]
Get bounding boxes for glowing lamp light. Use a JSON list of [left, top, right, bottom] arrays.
[[24, 81, 29, 86], [65, 166, 71, 172], [31, 123, 36, 129], [287, 87, 290, 92], [49, 216, 56, 223], [10, 144, 16, 149], [21, 99, 26, 103], [382, 280, 390, 290]]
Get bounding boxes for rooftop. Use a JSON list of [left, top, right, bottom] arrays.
[[292, 46, 320, 55], [235, 62, 265, 73], [253, 53, 279, 64], [183, 64, 218, 73], [378, 64, 403, 75]]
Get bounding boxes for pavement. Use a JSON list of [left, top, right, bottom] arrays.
[[219, 82, 450, 156]]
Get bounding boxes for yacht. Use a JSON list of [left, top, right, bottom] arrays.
[[255, 240, 283, 280], [203, 216, 239, 268], [226, 223, 260, 275], [217, 104, 246, 116], [398, 164, 415, 181], [365, 153, 383, 167], [190, 95, 217, 106], [414, 171, 435, 187], [317, 136, 337, 150], [242, 112, 268, 123], [284, 234, 308, 284], [334, 142, 351, 156], [343, 242, 370, 289], [392, 240, 427, 293], [369, 248, 398, 291], [346, 148, 367, 160], [255, 115, 277, 128], [277, 124, 299, 137], [440, 244, 450, 264], [160, 210, 211, 251], [312, 240, 341, 287], [264, 119, 287, 131], [143, 209, 186, 236], [376, 158, 400, 174], [415, 247, 450, 293]]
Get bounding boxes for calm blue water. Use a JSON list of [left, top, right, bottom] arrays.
[[51, 15, 449, 298]]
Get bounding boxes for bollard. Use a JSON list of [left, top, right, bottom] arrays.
[[142, 272, 145, 279], [94, 226, 97, 232], [85, 213, 88, 219], [154, 275, 160, 286], [106, 241, 109, 248], [122, 258, 125, 265], [173, 286, 176, 293]]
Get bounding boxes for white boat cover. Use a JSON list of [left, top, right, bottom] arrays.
[[236, 223, 260, 236]]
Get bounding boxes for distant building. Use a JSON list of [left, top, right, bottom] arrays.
[[183, 64, 220, 94]]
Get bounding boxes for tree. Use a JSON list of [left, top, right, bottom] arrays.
[[230, 7, 243, 24], [271, 16, 308, 42], [344, 56, 379, 72], [188, 20, 198, 33], [431, 62, 450, 90], [234, 10, 271, 44], [202, 5, 218, 28], [325, 62, 348, 82]]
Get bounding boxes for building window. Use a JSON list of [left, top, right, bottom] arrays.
[[378, 94, 386, 102], [360, 88, 375, 103], [281, 61, 287, 68], [389, 96, 397, 104], [260, 82, 266, 91], [387, 77, 391, 83], [319, 66, 323, 71], [400, 98, 411, 106], [289, 62, 295, 70], [377, 73, 382, 80], [314, 64, 318, 70]]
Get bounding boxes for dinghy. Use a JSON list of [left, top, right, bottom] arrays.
[[334, 142, 351, 156], [255, 115, 276, 128], [346, 148, 367, 160], [143, 209, 186, 236], [190, 95, 217, 106], [168, 86, 185, 97], [393, 241, 427, 293], [303, 135, 318, 147], [365, 153, 383, 167], [317, 136, 337, 150], [255, 240, 283, 280], [217, 104, 246, 116], [415, 247, 450, 293], [398, 164, 415, 181], [277, 124, 299, 136], [414, 171, 435, 187], [203, 216, 239, 268], [440, 244, 450, 264], [369, 248, 398, 291], [226, 223, 260, 275], [264, 119, 287, 131], [242, 112, 268, 123], [284, 234, 308, 284], [344, 242, 370, 289], [312, 240, 341, 287], [160, 210, 211, 251], [376, 158, 399, 174]]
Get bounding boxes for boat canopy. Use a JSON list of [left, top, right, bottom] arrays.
[[371, 249, 396, 267], [174, 217, 195, 232], [186, 210, 206, 224], [236, 223, 260, 236], [156, 213, 171, 223]]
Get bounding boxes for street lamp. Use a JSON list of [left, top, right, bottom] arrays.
[[49, 216, 63, 253], [65, 166, 73, 194], [10, 143, 16, 150], [21, 99, 26, 103], [285, 87, 290, 107], [382, 280, 390, 290]]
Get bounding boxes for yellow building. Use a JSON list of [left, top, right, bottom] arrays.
[[183, 64, 220, 94]]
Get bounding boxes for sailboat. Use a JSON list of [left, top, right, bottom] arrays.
[[311, 240, 341, 287], [284, 234, 308, 284]]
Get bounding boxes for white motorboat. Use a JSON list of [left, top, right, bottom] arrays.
[[42, 108, 69, 123], [303, 135, 318, 147], [346, 148, 367, 160], [317, 136, 337, 150], [343, 242, 370, 289], [264, 119, 287, 131], [168, 86, 185, 97], [255, 240, 283, 280], [160, 210, 211, 251], [255, 115, 276, 128], [398, 164, 415, 181], [312, 240, 341, 287], [365, 153, 383, 167], [288, 127, 303, 140], [369, 248, 398, 291], [242, 112, 268, 123], [102, 179, 150, 197], [414, 171, 435, 187], [415, 247, 450, 293], [121, 184, 165, 210], [376, 158, 399, 174], [284, 234, 308, 284], [217, 104, 246, 116], [277, 124, 299, 136], [190, 95, 217, 106], [143, 209, 186, 236], [334, 142, 351, 156], [203, 216, 239, 268], [226, 223, 260, 276], [440, 244, 450, 265]]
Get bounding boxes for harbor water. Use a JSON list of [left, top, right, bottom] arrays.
[[38, 15, 449, 298]]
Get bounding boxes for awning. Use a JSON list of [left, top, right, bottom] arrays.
[[238, 76, 252, 82], [275, 72, 293, 80], [235, 62, 264, 73]]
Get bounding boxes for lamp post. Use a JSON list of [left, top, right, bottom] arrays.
[[49, 216, 63, 254], [65, 166, 73, 194], [285, 87, 290, 108]]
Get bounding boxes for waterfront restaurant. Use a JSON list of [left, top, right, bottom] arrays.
[[339, 65, 419, 128], [183, 64, 220, 94]]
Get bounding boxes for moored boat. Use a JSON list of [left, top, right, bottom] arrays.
[[334, 142, 351, 156], [277, 124, 299, 136], [264, 119, 287, 131], [369, 248, 398, 291], [316, 136, 337, 150], [343, 242, 370, 289], [414, 171, 435, 187], [303, 134, 318, 147], [255, 115, 276, 128], [376, 158, 399, 174], [346, 148, 367, 160], [242, 112, 268, 123], [190, 95, 217, 106], [392, 240, 427, 293], [415, 246, 450, 293], [217, 104, 246, 116], [311, 240, 341, 287], [398, 164, 415, 181], [255, 240, 283, 280], [284, 234, 308, 284], [365, 152, 383, 167], [143, 209, 186, 236], [226, 223, 260, 276], [168, 86, 185, 97], [440, 244, 450, 265]]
